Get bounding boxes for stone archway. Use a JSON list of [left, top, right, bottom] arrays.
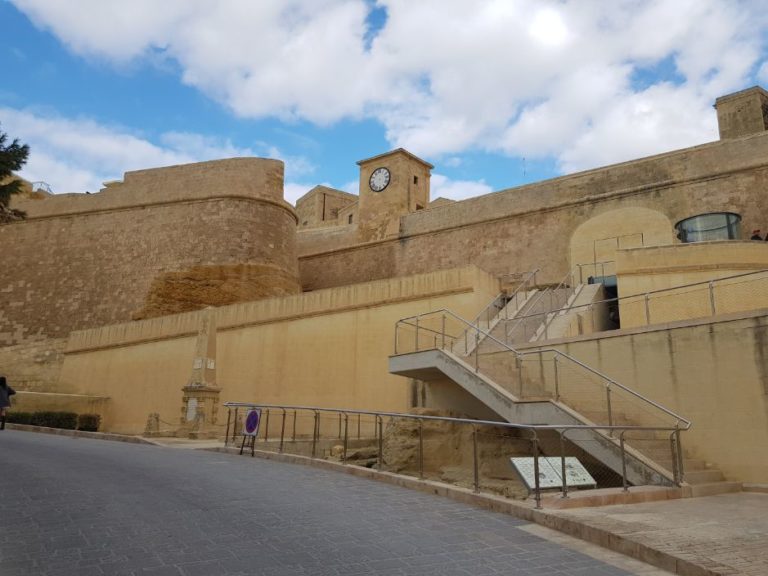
[[570, 207, 673, 281]]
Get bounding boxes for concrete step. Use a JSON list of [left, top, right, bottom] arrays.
[[684, 469, 725, 484], [686, 481, 742, 498], [683, 459, 709, 471]]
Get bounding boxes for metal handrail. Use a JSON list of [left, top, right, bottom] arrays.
[[462, 269, 540, 348], [535, 269, 577, 341], [499, 267, 768, 329], [575, 261, 614, 283], [503, 268, 574, 344], [223, 402, 687, 507], [394, 308, 691, 429]]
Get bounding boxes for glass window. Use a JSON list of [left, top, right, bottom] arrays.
[[674, 212, 741, 243]]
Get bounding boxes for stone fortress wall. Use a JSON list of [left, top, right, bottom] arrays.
[[298, 130, 768, 291], [2, 85, 768, 469], [1, 158, 299, 346]]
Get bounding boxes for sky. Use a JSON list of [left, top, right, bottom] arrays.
[[2, 0, 768, 206]]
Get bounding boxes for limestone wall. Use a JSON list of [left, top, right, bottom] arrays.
[[58, 266, 499, 434], [0, 158, 300, 346], [299, 132, 768, 290], [516, 311, 768, 483], [616, 241, 768, 327]]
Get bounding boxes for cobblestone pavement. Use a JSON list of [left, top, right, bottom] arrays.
[[550, 492, 768, 576], [0, 431, 671, 576]]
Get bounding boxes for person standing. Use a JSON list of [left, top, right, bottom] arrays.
[[0, 376, 16, 430]]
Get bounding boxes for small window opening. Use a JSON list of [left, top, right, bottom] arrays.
[[415, 204, 424, 211], [348, 214, 353, 224], [413, 175, 419, 184]]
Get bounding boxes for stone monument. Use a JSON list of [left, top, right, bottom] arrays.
[[179, 308, 222, 439]]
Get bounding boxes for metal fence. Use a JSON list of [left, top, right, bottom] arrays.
[[223, 403, 684, 509]]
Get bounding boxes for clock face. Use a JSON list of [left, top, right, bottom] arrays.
[[369, 167, 391, 192]]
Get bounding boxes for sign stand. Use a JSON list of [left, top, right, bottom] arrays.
[[239, 409, 262, 457]]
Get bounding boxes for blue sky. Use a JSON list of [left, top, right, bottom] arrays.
[[2, 0, 768, 204]]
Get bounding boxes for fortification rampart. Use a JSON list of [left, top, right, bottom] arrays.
[[57, 266, 498, 433], [298, 132, 768, 290], [1, 158, 300, 346]]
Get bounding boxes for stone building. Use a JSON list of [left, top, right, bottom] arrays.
[[2, 86, 768, 490]]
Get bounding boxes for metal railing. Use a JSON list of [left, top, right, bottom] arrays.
[[460, 269, 539, 349], [223, 402, 686, 508], [501, 268, 768, 336], [575, 261, 615, 284], [394, 309, 691, 466], [492, 268, 578, 346]]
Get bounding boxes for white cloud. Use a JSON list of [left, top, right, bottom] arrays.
[[9, 0, 768, 178], [283, 182, 315, 206], [0, 107, 312, 196], [430, 174, 493, 201]]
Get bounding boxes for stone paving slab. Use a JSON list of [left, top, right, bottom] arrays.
[[9, 427, 768, 576], [0, 430, 670, 576], [548, 493, 768, 576]]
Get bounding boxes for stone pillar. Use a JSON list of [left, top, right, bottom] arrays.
[[179, 308, 222, 439]]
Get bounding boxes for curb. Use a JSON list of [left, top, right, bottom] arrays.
[[5, 423, 154, 445], [212, 445, 728, 576]]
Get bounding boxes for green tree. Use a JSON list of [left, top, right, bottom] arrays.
[[0, 125, 30, 208]]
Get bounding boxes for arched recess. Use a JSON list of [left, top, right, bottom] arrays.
[[570, 207, 674, 280]]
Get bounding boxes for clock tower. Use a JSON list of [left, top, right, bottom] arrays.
[[356, 148, 433, 242]]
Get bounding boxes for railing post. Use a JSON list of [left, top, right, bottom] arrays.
[[377, 415, 384, 471], [418, 418, 424, 479], [224, 407, 232, 447], [671, 428, 685, 485], [559, 431, 568, 499], [415, 317, 420, 352], [394, 322, 399, 355], [676, 428, 685, 485], [709, 281, 716, 316], [644, 293, 651, 325], [292, 410, 297, 442], [473, 425, 479, 493], [279, 409, 286, 453], [620, 431, 629, 492], [474, 331, 479, 372], [312, 410, 319, 458], [232, 407, 239, 444], [441, 313, 446, 349], [553, 356, 560, 401], [264, 409, 270, 443], [337, 412, 342, 439], [342, 413, 348, 463], [606, 385, 613, 436], [357, 413, 361, 439], [532, 433, 542, 509], [517, 354, 524, 397]]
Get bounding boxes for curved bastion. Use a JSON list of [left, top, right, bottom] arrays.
[[1, 158, 300, 345]]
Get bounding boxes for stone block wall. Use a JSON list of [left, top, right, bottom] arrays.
[[0, 158, 300, 346], [298, 132, 768, 290]]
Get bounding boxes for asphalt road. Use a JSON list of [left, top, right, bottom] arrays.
[[0, 430, 643, 576]]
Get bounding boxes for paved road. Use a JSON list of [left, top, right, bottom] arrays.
[[0, 431, 666, 576]]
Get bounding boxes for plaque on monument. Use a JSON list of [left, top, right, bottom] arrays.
[[185, 398, 198, 422], [510, 457, 596, 492]]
